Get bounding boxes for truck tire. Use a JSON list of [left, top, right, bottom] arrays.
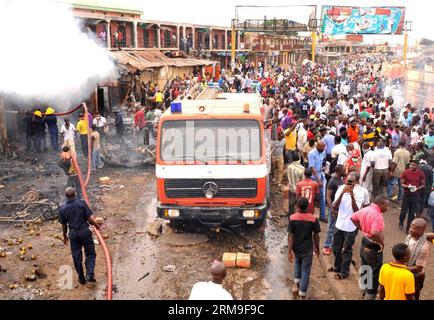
[[169, 220, 185, 232]]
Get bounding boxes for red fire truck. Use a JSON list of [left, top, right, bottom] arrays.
[[156, 88, 271, 228]]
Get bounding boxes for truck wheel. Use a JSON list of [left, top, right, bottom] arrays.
[[169, 220, 185, 232]]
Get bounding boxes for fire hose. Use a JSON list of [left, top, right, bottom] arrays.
[[53, 103, 113, 300]]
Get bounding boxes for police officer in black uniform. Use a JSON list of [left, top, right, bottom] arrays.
[[59, 187, 100, 285]]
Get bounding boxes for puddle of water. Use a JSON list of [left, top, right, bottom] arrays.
[[263, 218, 292, 300], [97, 173, 160, 300]]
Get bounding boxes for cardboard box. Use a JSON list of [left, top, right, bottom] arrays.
[[222, 253, 237, 268], [236, 253, 251, 268]]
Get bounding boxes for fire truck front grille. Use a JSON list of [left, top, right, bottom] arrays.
[[164, 179, 258, 199]]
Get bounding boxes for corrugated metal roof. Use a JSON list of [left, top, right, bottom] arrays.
[[109, 50, 218, 72]]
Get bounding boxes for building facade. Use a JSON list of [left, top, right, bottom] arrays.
[[69, 1, 310, 69]]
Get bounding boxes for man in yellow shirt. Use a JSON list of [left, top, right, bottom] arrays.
[[155, 90, 163, 108], [284, 122, 297, 164], [76, 113, 89, 159], [379, 243, 415, 300]]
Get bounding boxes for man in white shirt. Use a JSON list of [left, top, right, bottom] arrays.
[[60, 119, 76, 154], [370, 142, 393, 198], [331, 172, 370, 280], [331, 136, 347, 160], [93, 112, 108, 148], [189, 261, 233, 300], [297, 120, 308, 164], [360, 142, 375, 193]]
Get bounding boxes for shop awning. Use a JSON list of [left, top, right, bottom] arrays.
[[109, 50, 218, 72]]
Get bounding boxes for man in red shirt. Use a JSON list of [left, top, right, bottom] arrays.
[[134, 107, 146, 132], [400, 160, 425, 233], [351, 196, 389, 300], [296, 168, 319, 215]]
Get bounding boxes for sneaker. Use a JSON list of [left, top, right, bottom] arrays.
[[291, 282, 299, 294], [322, 247, 332, 255], [399, 223, 403, 230], [86, 275, 96, 283], [78, 278, 86, 285]]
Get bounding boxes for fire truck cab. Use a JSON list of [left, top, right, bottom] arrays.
[[156, 88, 271, 228]]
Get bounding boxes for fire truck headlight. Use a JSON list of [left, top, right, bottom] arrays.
[[243, 210, 256, 218], [167, 209, 180, 217]]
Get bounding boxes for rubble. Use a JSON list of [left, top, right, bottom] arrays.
[[162, 265, 176, 272], [99, 177, 111, 185], [101, 139, 156, 168], [0, 189, 59, 222], [25, 274, 37, 282], [146, 221, 163, 237]]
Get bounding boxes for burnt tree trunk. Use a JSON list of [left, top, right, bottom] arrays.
[[0, 96, 11, 158]]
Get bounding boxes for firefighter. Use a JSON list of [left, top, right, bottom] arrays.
[[59, 187, 100, 285], [44, 107, 59, 151], [31, 110, 44, 153]]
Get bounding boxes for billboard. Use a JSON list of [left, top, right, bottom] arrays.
[[321, 6, 405, 35]]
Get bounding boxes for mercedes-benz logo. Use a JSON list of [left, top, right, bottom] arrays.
[[203, 181, 219, 199]]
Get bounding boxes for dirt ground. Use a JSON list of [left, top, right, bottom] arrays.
[[0, 150, 334, 300]]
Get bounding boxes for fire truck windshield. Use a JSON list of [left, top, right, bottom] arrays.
[[160, 119, 262, 163]]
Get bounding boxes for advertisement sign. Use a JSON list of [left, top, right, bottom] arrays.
[[321, 6, 405, 35]]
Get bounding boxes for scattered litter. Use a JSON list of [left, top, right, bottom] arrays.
[[25, 274, 37, 282], [243, 243, 253, 250], [162, 265, 176, 272], [138, 272, 150, 282], [99, 177, 111, 185]]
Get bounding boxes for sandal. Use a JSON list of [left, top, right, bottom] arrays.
[[333, 273, 347, 280], [328, 267, 339, 273]]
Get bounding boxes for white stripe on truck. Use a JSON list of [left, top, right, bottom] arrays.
[[156, 164, 268, 179]]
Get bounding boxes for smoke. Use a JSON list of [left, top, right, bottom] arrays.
[[0, 0, 116, 111]]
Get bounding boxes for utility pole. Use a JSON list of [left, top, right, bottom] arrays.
[[311, 31, 316, 63], [403, 31, 408, 67], [231, 22, 236, 72]]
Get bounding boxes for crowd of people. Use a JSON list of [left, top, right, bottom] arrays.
[[219, 55, 434, 300], [17, 52, 434, 300]]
